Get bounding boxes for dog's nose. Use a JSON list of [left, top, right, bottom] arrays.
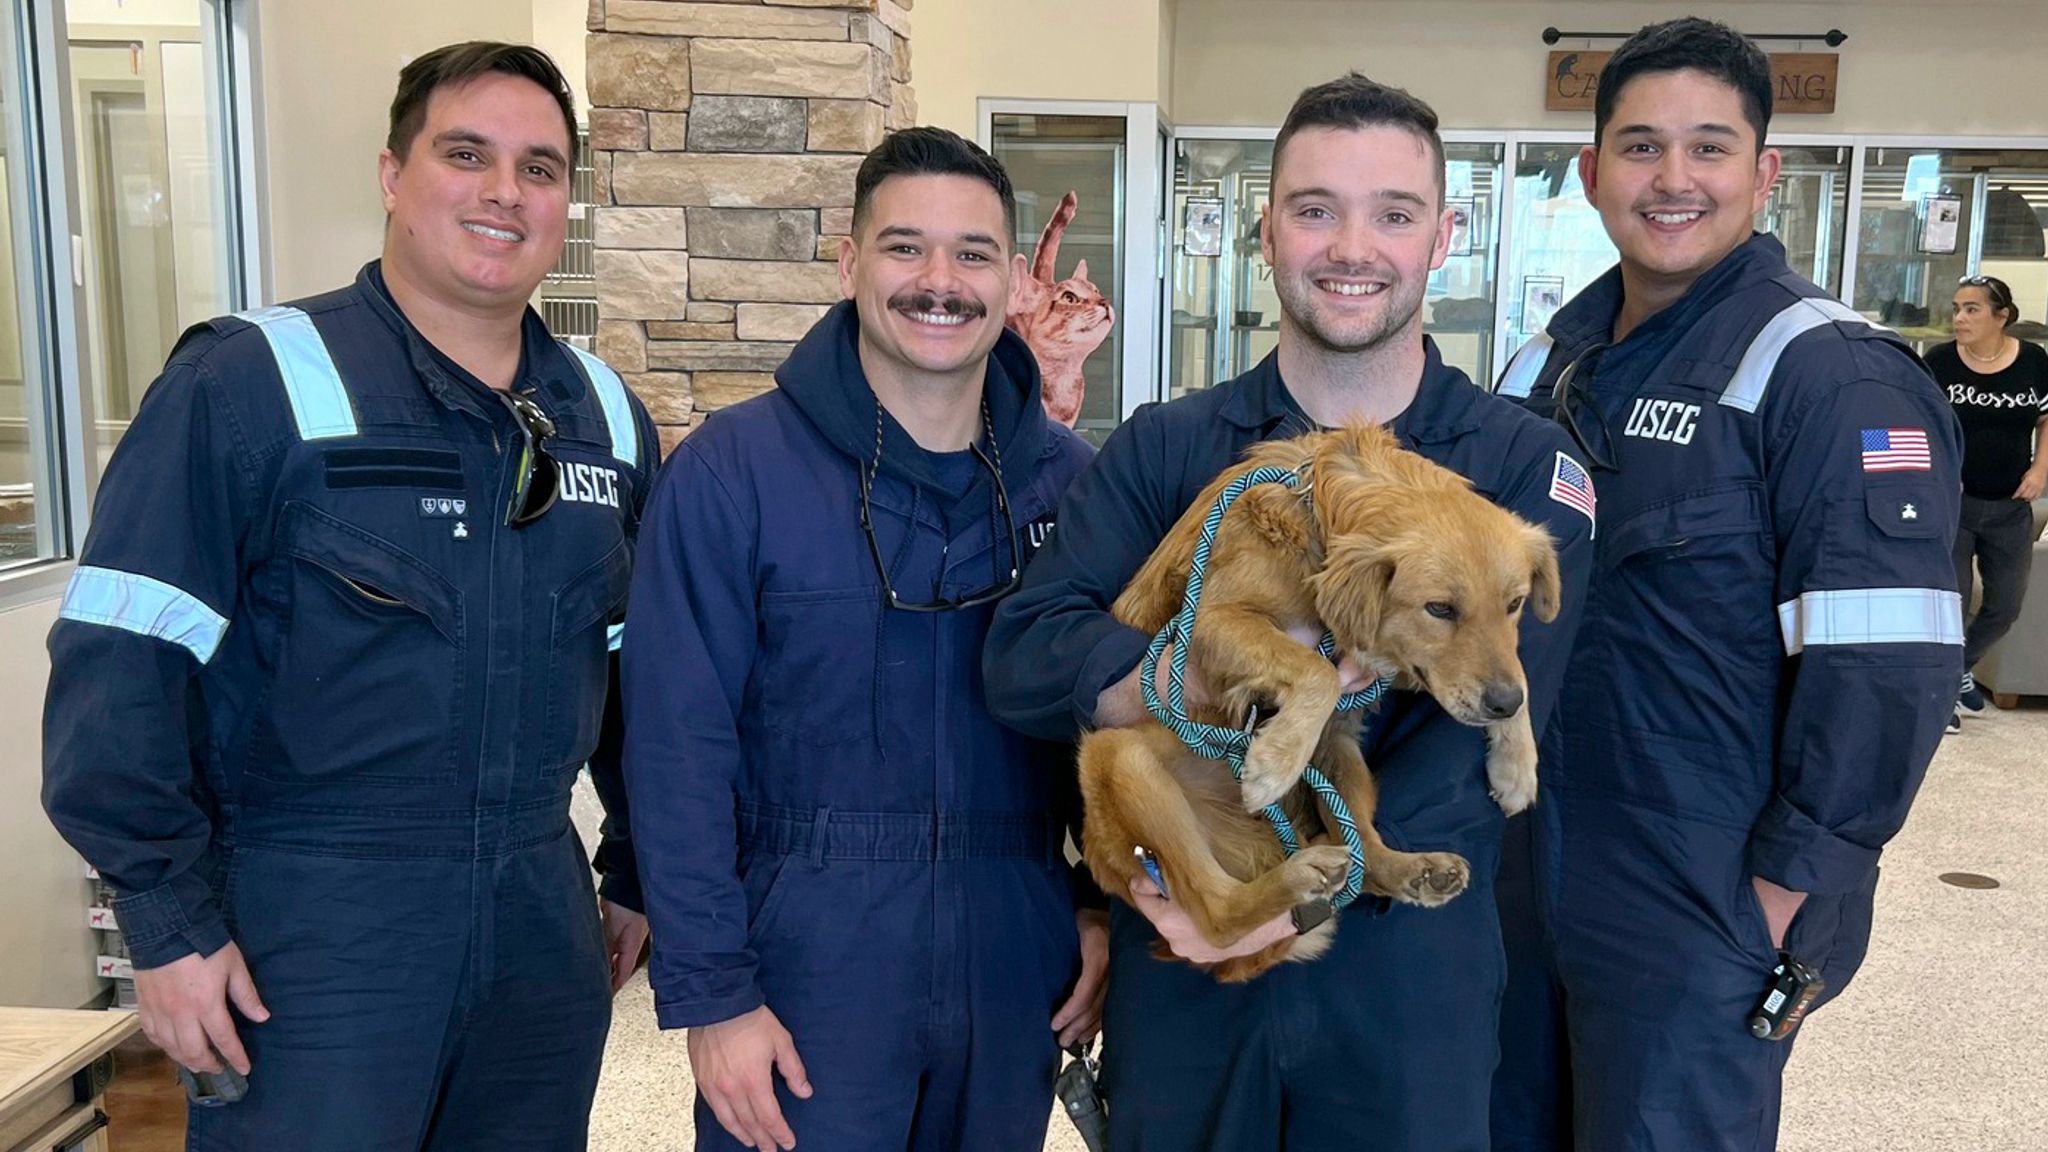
[[1479, 683, 1524, 719]]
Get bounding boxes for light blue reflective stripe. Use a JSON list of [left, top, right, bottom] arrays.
[[59, 566, 229, 664], [564, 342, 638, 464], [1495, 331, 1554, 399], [607, 622, 624, 652], [1720, 297, 1881, 414], [1776, 587, 1963, 655], [237, 305, 357, 439]]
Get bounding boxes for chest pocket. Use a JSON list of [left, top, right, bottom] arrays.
[[1588, 484, 1781, 790], [759, 587, 879, 749], [259, 502, 465, 787], [542, 538, 633, 772]]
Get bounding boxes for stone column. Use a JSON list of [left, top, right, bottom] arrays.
[[586, 0, 915, 456]]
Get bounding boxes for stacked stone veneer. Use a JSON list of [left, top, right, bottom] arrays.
[[585, 0, 915, 455]]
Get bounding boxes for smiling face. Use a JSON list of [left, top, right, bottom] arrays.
[[1580, 68, 1779, 295], [1261, 125, 1450, 356], [839, 172, 1012, 383], [378, 71, 572, 316]]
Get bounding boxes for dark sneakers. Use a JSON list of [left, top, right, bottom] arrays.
[[1946, 708, 1964, 736], [1958, 671, 1988, 718]]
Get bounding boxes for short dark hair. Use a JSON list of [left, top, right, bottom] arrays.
[[388, 42, 579, 170], [1960, 274, 2020, 328], [1595, 18, 1772, 148], [1273, 73, 1446, 204], [853, 127, 1017, 240]]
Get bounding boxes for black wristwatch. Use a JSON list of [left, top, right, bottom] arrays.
[[1291, 898, 1334, 935]]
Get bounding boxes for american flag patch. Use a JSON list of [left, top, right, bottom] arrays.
[[1860, 428, 1931, 472], [1548, 451, 1596, 536]]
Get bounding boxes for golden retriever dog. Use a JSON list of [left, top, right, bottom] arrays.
[[1078, 424, 1560, 982]]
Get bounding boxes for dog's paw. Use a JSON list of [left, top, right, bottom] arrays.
[[1488, 760, 1538, 816], [1285, 844, 1354, 903], [1486, 724, 1539, 816], [1238, 731, 1313, 812], [1385, 851, 1469, 908]]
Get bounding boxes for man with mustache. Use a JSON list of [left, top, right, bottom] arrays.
[[42, 43, 654, 1149], [620, 127, 1107, 1152], [984, 75, 1593, 1151], [1490, 18, 1961, 1151]]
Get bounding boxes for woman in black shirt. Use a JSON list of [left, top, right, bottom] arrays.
[[1926, 274, 2048, 725]]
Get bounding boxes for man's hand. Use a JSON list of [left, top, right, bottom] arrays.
[[1051, 909, 1110, 1047], [133, 943, 270, 1077], [1752, 876, 1809, 951], [688, 1005, 813, 1152], [2014, 465, 2046, 502], [600, 899, 650, 993], [1128, 877, 1296, 964]]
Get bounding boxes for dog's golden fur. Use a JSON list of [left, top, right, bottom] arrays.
[[1078, 424, 1560, 982]]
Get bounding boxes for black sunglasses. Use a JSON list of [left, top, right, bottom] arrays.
[[1552, 342, 1621, 474], [858, 398, 1021, 612], [498, 389, 560, 528]]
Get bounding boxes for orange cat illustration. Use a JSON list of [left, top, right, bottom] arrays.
[[1007, 191, 1115, 428]]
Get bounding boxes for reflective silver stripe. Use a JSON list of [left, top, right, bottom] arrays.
[[1495, 331, 1555, 398], [1776, 587, 1963, 655], [1720, 297, 1881, 414], [607, 622, 624, 652], [236, 305, 357, 440], [564, 342, 638, 465], [59, 566, 229, 663]]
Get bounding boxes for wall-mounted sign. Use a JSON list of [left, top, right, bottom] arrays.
[[1546, 51, 1839, 115]]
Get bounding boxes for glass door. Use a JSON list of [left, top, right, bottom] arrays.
[[988, 111, 1128, 441], [1763, 144, 1850, 295], [1427, 140, 1505, 385], [67, 1, 239, 476], [1503, 141, 1613, 364]]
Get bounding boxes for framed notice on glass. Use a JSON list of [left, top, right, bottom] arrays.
[[1522, 275, 1566, 331], [1918, 195, 1962, 255], [1183, 198, 1224, 257]]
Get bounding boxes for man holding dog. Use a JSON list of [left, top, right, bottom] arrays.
[[1490, 18, 1962, 1151], [984, 75, 1595, 1151], [42, 43, 655, 1148], [619, 127, 1107, 1152]]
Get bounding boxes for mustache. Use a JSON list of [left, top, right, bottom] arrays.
[[889, 291, 987, 319]]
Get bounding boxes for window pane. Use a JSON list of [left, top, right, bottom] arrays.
[[1, 5, 60, 568], [1508, 143, 1615, 359], [1428, 143, 1505, 385], [1763, 146, 1850, 296], [1855, 147, 2048, 353], [66, 0, 234, 476], [1167, 137, 1274, 400], [990, 113, 1125, 441]]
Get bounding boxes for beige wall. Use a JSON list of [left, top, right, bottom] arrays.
[[0, 598, 99, 1009], [530, 0, 589, 120], [1172, 0, 2048, 135], [258, 0, 533, 301], [916, 0, 1169, 136]]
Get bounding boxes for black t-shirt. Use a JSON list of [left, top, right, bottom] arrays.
[[1927, 340, 2048, 497]]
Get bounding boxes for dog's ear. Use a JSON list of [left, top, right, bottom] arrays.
[[1311, 533, 1396, 647], [1525, 526, 1562, 624]]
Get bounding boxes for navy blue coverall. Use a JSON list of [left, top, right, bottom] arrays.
[[982, 341, 1594, 1152], [42, 263, 656, 1150], [1489, 234, 1963, 1151], [621, 302, 1095, 1151]]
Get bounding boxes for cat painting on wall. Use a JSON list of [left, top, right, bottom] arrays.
[[1007, 191, 1115, 428]]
